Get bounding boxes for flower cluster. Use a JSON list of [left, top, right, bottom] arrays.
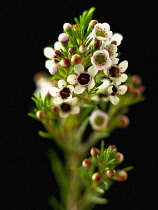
[[36, 13, 132, 133]]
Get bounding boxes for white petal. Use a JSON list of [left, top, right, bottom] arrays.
[[71, 106, 80, 115], [88, 79, 95, 91], [108, 86, 113, 94], [99, 78, 111, 90], [109, 95, 119, 105], [70, 97, 78, 105], [88, 65, 98, 76], [119, 74, 128, 82], [102, 23, 110, 31], [111, 33, 123, 46], [91, 95, 99, 101], [106, 31, 113, 39], [45, 60, 53, 70], [67, 75, 77, 84], [112, 57, 119, 65], [74, 85, 85, 94], [49, 87, 59, 97], [53, 98, 63, 104], [58, 80, 67, 88], [104, 58, 112, 68], [54, 41, 63, 50], [103, 68, 108, 75], [118, 85, 127, 95], [118, 60, 128, 72], [67, 85, 74, 93], [43, 47, 54, 59], [60, 111, 69, 118], [74, 64, 84, 74]]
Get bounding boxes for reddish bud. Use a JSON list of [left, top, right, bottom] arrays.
[[118, 115, 130, 128], [106, 169, 116, 178], [71, 54, 82, 64], [92, 172, 102, 181], [109, 145, 117, 152], [115, 152, 124, 162], [68, 46, 75, 53], [51, 106, 59, 113], [131, 74, 142, 85], [36, 110, 45, 119], [117, 171, 128, 181], [89, 19, 98, 26], [60, 58, 71, 68], [82, 159, 91, 168], [73, 24, 79, 29], [90, 147, 100, 156], [79, 45, 88, 53]]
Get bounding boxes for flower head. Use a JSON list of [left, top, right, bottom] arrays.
[[108, 83, 127, 105], [67, 64, 98, 94], [89, 109, 109, 130], [91, 50, 111, 71], [49, 80, 74, 104], [58, 97, 80, 118], [92, 23, 112, 41], [104, 60, 128, 85]]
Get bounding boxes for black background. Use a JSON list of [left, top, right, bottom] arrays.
[[0, 0, 157, 209]]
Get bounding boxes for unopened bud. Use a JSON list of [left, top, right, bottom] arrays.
[[58, 33, 69, 43], [92, 172, 102, 181], [79, 45, 88, 53], [109, 145, 117, 152], [131, 74, 142, 85], [48, 64, 58, 75], [63, 23, 72, 30], [89, 19, 98, 26], [111, 40, 117, 45], [71, 54, 82, 64], [117, 171, 128, 181], [90, 147, 100, 156], [51, 106, 59, 113], [54, 50, 63, 57], [82, 159, 91, 168], [60, 58, 71, 68], [106, 169, 116, 178], [36, 110, 45, 119], [73, 24, 79, 29], [115, 152, 124, 162], [118, 115, 130, 128], [68, 46, 75, 53]]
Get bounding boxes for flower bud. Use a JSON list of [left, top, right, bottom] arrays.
[[60, 58, 71, 68], [58, 33, 69, 43], [51, 106, 59, 113], [109, 145, 117, 152], [131, 74, 142, 85], [90, 147, 100, 156], [73, 24, 79, 29], [117, 171, 128, 181], [106, 169, 116, 178], [115, 152, 124, 162], [79, 45, 88, 53], [71, 54, 82, 64], [54, 50, 63, 57], [36, 110, 45, 119], [89, 19, 98, 26], [63, 23, 72, 30], [92, 172, 102, 181], [48, 64, 58, 75], [118, 115, 130, 128], [82, 159, 91, 168], [68, 46, 75, 53]]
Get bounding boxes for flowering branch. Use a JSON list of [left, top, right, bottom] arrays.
[[28, 7, 145, 210]]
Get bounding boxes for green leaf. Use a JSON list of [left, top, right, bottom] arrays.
[[48, 196, 65, 210], [88, 196, 108, 204]]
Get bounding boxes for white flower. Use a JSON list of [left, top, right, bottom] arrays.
[[59, 97, 80, 118], [104, 61, 128, 85], [89, 109, 109, 130], [43, 47, 54, 59], [33, 73, 54, 99], [110, 33, 123, 46], [67, 64, 98, 94], [108, 83, 127, 105], [49, 80, 74, 104], [100, 41, 119, 65], [91, 78, 110, 102], [92, 23, 112, 41], [91, 50, 112, 71]]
